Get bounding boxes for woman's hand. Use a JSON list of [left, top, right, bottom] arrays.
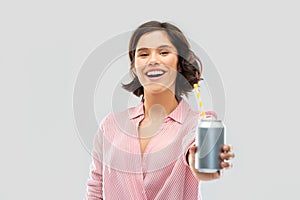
[[188, 144, 235, 181]]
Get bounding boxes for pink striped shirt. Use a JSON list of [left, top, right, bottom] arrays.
[[86, 99, 216, 200]]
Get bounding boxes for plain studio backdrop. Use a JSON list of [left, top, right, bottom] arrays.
[[1, 0, 299, 199]]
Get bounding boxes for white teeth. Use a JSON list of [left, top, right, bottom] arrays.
[[146, 70, 164, 76]]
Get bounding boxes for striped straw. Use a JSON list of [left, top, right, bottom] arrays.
[[193, 83, 205, 118]]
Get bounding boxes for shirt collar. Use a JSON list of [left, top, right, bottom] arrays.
[[128, 101, 144, 120], [128, 99, 190, 124]]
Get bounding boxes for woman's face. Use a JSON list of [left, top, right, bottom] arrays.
[[134, 30, 178, 95]]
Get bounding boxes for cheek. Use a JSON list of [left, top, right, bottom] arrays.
[[134, 58, 146, 69], [164, 56, 178, 69], [133, 60, 144, 76]]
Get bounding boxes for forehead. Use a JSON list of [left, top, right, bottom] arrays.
[[136, 30, 176, 50]]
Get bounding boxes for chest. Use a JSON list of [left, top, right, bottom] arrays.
[[138, 118, 164, 154]]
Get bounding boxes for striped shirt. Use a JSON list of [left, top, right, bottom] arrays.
[[86, 99, 216, 200]]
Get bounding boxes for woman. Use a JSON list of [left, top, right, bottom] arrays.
[[86, 21, 234, 200]]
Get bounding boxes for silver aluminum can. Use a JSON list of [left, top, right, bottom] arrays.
[[195, 119, 225, 173]]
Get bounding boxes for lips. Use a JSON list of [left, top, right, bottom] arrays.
[[145, 69, 166, 78], [146, 70, 165, 78]]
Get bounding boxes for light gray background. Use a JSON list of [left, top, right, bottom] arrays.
[[1, 0, 299, 199]]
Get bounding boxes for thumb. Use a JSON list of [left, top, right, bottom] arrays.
[[188, 146, 197, 169]]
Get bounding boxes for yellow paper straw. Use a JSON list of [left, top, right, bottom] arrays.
[[193, 83, 205, 118]]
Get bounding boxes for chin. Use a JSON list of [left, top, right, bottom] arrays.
[[144, 84, 175, 95], [144, 86, 166, 94]]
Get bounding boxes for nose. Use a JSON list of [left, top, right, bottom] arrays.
[[148, 52, 160, 65]]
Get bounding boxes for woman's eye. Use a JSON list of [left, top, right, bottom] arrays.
[[139, 53, 148, 57], [160, 51, 169, 55]]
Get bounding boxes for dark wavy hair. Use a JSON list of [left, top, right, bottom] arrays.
[[122, 21, 203, 99]]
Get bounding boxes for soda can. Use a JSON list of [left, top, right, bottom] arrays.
[[195, 119, 225, 173]]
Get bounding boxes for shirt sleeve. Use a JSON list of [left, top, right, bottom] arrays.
[[86, 158, 103, 200], [86, 121, 105, 200]]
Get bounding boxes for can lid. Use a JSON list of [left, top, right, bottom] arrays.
[[198, 119, 224, 128]]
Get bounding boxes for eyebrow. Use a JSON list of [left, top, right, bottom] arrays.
[[136, 45, 175, 52]]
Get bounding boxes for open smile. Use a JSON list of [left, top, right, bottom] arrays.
[[145, 70, 166, 79]]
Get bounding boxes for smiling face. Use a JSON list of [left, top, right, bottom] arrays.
[[133, 30, 179, 95]]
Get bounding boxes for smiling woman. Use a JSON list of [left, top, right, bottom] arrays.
[[133, 30, 179, 96], [85, 20, 235, 200], [123, 21, 202, 98]]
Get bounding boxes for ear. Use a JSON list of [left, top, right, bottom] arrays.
[[195, 71, 200, 79]]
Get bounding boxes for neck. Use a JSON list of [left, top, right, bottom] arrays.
[[143, 89, 179, 120]]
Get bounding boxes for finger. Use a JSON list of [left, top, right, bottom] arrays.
[[188, 146, 197, 169], [195, 171, 221, 181], [222, 144, 233, 152], [220, 161, 233, 169], [220, 152, 235, 160], [209, 171, 221, 179]]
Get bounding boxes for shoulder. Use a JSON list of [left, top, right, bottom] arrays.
[[98, 103, 141, 128]]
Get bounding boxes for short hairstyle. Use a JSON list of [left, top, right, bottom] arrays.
[[122, 21, 202, 99]]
